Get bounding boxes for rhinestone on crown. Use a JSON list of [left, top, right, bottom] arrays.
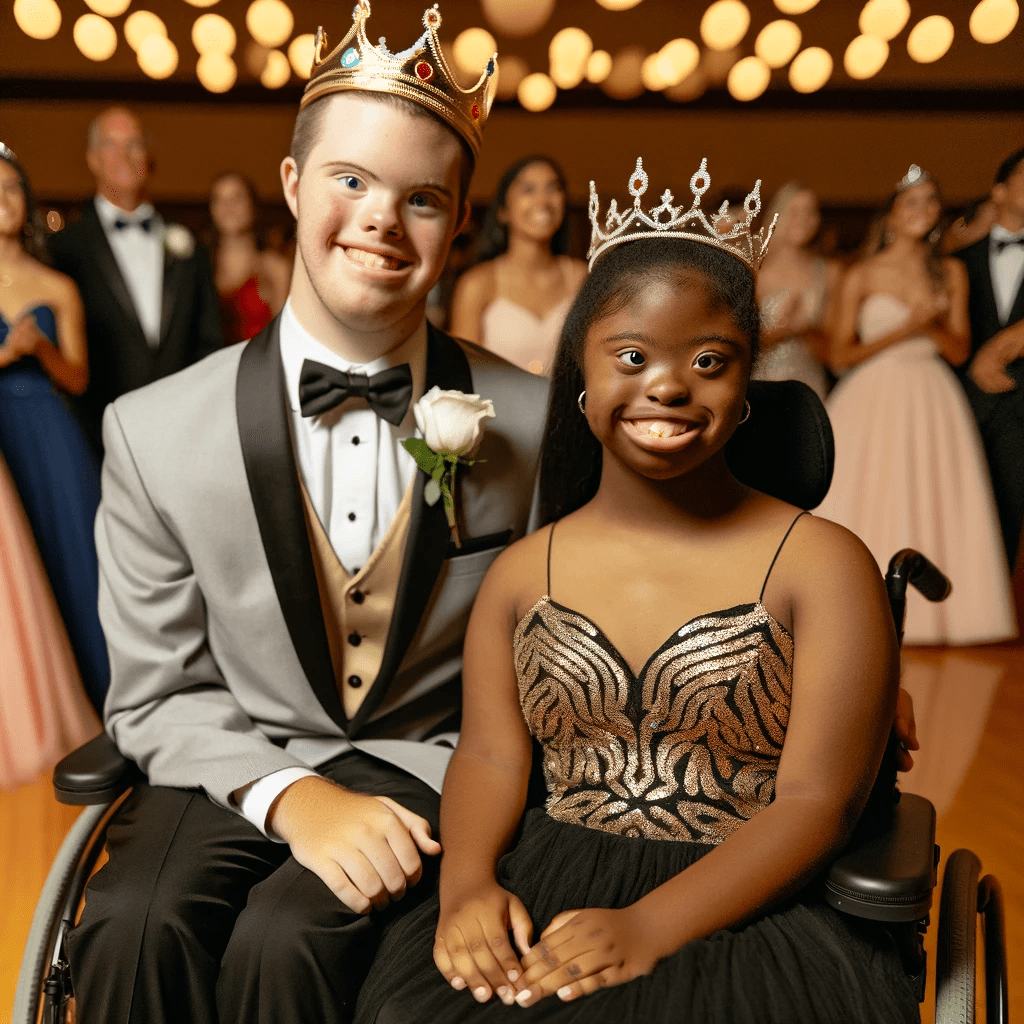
[[301, 2, 496, 157], [896, 163, 932, 193], [587, 157, 777, 274]]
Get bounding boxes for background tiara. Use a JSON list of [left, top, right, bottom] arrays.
[[301, 2, 496, 158], [0, 142, 17, 163], [896, 164, 932, 192], [587, 157, 777, 273]]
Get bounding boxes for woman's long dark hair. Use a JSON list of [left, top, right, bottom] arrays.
[[0, 151, 49, 263], [872, 177, 946, 290], [206, 171, 267, 265], [538, 237, 761, 526], [474, 155, 570, 264]]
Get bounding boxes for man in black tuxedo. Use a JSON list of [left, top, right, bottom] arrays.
[[955, 146, 1024, 568], [48, 107, 223, 453]]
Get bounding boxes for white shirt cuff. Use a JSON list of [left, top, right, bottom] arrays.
[[234, 767, 319, 841]]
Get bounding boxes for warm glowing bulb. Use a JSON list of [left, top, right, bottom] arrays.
[[74, 13, 118, 60], [655, 38, 700, 85], [196, 51, 236, 91], [844, 33, 889, 78], [585, 49, 613, 83], [773, 0, 818, 12], [84, 0, 130, 18], [755, 20, 801, 68], [517, 72, 557, 111], [600, 46, 645, 99], [549, 27, 593, 89], [124, 10, 166, 51], [13, 0, 61, 40], [595, 0, 644, 9], [260, 48, 290, 88], [701, 0, 751, 51], [641, 53, 668, 90], [246, 0, 292, 49], [183, 0, 219, 8], [727, 54, 771, 100], [287, 33, 315, 79], [495, 55, 528, 99], [907, 15, 954, 62], [192, 14, 236, 55], [788, 45, 832, 92], [969, 0, 1019, 43], [480, 0, 554, 38], [858, 0, 911, 42], [137, 33, 178, 78], [453, 27, 497, 77]]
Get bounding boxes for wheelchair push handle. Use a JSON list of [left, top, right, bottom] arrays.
[[885, 549, 951, 646]]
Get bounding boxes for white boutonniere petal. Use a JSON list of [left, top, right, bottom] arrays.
[[403, 387, 496, 548], [163, 223, 195, 260]]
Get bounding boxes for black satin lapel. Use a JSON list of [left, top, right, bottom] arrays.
[[1007, 274, 1024, 328], [972, 240, 1002, 337], [159, 247, 184, 344], [85, 201, 146, 335], [348, 325, 473, 735], [236, 317, 346, 729]]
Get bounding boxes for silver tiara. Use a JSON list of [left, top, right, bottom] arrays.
[[896, 164, 931, 192], [0, 141, 16, 162], [587, 157, 777, 273]]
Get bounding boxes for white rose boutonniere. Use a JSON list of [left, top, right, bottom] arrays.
[[163, 223, 195, 260], [402, 386, 496, 548]]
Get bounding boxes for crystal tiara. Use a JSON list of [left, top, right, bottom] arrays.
[[896, 164, 932, 193], [0, 142, 17, 163], [587, 157, 777, 273], [301, 2, 496, 158]]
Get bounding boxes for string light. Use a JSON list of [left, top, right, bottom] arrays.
[[600, 45, 645, 99], [858, 0, 911, 42], [13, 0, 61, 40], [124, 10, 166, 51], [655, 38, 700, 85], [549, 27, 593, 89], [287, 33, 315, 79], [641, 53, 668, 90], [907, 15, 954, 62], [701, 0, 751, 51], [773, 0, 818, 12], [197, 51, 236, 91], [480, 0, 555, 38], [495, 55, 528, 99], [74, 13, 118, 60], [969, 0, 1019, 43], [585, 49, 613, 83], [453, 27, 497, 78], [518, 72, 557, 111], [246, 0, 293, 49], [755, 20, 801, 68], [844, 34, 889, 78], [84, 0, 130, 18], [260, 48, 291, 88], [137, 33, 178, 78], [595, 0, 644, 10], [789, 45, 832, 92], [727, 55, 771, 100], [192, 14, 236, 55]]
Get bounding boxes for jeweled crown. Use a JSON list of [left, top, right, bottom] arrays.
[[588, 158, 777, 274], [896, 164, 932, 193], [301, 2, 496, 158]]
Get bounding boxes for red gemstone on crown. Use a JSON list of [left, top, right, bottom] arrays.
[[471, 103, 480, 119], [415, 61, 433, 81]]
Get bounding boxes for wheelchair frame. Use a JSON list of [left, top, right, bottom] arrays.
[[13, 551, 1009, 1024]]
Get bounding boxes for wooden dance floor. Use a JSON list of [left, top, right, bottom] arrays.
[[2, 640, 1022, 1021]]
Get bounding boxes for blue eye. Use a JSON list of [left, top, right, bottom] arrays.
[[342, 175, 360, 190], [409, 193, 431, 208], [618, 350, 645, 367], [693, 351, 724, 371]]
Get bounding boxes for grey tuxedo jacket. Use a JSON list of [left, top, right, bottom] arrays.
[[97, 317, 549, 809]]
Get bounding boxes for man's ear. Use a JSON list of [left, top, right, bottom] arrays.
[[85, 147, 101, 181], [281, 156, 300, 220], [455, 198, 472, 238]]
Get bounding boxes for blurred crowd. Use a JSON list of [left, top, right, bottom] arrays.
[[1, 105, 1022, 788]]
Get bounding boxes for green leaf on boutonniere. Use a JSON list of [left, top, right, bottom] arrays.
[[402, 438, 442, 477], [424, 478, 442, 506]]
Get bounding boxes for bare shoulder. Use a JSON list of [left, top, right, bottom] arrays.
[[453, 260, 495, 301], [481, 523, 554, 621], [34, 261, 82, 307]]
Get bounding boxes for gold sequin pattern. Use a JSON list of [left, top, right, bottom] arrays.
[[513, 597, 794, 843]]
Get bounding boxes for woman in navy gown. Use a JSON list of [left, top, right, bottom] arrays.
[[0, 144, 109, 709]]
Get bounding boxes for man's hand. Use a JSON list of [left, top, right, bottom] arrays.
[[433, 879, 533, 1006], [894, 685, 920, 773], [513, 905, 660, 1006], [267, 775, 440, 915], [969, 342, 1018, 393]]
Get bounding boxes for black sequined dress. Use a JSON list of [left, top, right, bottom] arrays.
[[355, 519, 920, 1024]]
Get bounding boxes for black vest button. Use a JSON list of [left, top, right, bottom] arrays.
[[348, 512, 356, 521], [352, 436, 360, 445], [348, 675, 362, 688], [351, 589, 365, 604], [348, 632, 361, 647]]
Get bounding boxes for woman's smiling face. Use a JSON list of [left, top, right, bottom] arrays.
[[581, 270, 753, 481]]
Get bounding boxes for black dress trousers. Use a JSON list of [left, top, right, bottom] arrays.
[[67, 751, 441, 1024]]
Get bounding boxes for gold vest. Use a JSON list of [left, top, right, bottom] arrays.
[[300, 481, 414, 718]]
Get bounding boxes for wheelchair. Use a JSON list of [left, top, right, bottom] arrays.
[[13, 380, 1009, 1023]]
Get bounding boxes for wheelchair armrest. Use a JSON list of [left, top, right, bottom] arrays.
[[53, 732, 140, 805], [825, 793, 937, 923]]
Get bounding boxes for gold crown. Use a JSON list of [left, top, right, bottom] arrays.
[[301, 2, 496, 158], [588, 158, 777, 274]]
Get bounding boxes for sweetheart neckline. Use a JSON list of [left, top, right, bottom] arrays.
[[515, 595, 793, 682], [484, 295, 573, 325], [0, 302, 55, 327]]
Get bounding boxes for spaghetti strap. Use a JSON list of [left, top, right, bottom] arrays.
[[759, 512, 808, 603], [546, 522, 556, 597]]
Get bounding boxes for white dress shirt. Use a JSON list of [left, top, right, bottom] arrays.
[[94, 194, 165, 347], [989, 223, 1024, 325], [237, 300, 428, 839]]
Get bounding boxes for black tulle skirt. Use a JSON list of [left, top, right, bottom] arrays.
[[355, 809, 920, 1024]]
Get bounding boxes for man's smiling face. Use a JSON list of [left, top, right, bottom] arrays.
[[282, 93, 466, 338]]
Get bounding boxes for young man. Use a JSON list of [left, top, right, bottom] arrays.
[[48, 107, 223, 454], [67, 7, 548, 1022], [955, 147, 1024, 567]]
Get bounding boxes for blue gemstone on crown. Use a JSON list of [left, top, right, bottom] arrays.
[[486, 58, 495, 76], [341, 46, 360, 68]]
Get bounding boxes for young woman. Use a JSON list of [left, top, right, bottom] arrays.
[[355, 174, 920, 1022], [817, 166, 1016, 645], [754, 183, 840, 401], [207, 171, 290, 344], [449, 156, 586, 376], [0, 145, 110, 710]]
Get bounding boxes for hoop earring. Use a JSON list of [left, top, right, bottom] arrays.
[[928, 227, 942, 244], [577, 391, 586, 415], [738, 400, 751, 424]]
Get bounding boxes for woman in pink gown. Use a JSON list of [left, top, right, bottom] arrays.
[[0, 452, 99, 789], [450, 156, 586, 377], [817, 166, 1016, 645]]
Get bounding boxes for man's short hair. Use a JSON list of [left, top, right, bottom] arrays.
[[289, 92, 475, 206], [994, 147, 1024, 185]]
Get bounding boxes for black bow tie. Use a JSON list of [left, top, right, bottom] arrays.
[[994, 236, 1024, 254], [298, 359, 413, 425], [113, 216, 153, 232]]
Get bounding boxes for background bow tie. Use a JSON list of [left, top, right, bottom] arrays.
[[113, 216, 153, 232], [299, 360, 413, 425], [994, 236, 1024, 254]]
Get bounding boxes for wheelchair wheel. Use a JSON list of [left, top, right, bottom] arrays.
[[936, 849, 978, 1023], [12, 802, 112, 1024]]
